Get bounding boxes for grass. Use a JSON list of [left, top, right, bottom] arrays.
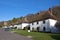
[[11, 29, 60, 40]]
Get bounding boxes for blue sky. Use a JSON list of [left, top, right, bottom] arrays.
[[0, 0, 60, 21]]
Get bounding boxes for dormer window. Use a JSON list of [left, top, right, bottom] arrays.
[[43, 20, 45, 24]]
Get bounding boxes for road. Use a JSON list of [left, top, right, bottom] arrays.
[[0, 28, 32, 40]]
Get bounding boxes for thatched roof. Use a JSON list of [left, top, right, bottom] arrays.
[[26, 10, 57, 23]]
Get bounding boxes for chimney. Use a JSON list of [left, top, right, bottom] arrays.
[[48, 8, 53, 15], [4, 21, 7, 26], [24, 17, 28, 22], [48, 8, 58, 20]]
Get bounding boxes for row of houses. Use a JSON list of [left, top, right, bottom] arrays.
[[4, 8, 60, 33], [8, 19, 59, 33]]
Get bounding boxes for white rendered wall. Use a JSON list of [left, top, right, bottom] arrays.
[[16, 23, 29, 29], [30, 23, 33, 31], [30, 21, 42, 31], [22, 23, 29, 29], [38, 21, 43, 31], [49, 19, 57, 33], [38, 20, 50, 32], [30, 20, 50, 32], [17, 24, 22, 29], [14, 25, 17, 27], [30, 19, 57, 32], [49, 19, 57, 27], [9, 25, 13, 28]]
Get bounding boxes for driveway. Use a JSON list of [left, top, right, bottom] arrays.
[[0, 28, 32, 40]]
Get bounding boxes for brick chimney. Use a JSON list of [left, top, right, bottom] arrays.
[[48, 8, 58, 20], [24, 17, 28, 22], [48, 8, 53, 15], [4, 21, 7, 26]]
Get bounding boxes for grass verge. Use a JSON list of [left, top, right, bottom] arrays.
[[11, 29, 60, 40]]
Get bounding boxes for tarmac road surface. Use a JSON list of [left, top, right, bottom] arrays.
[[0, 28, 32, 40]]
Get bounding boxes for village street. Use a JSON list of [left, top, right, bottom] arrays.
[[0, 28, 32, 40]]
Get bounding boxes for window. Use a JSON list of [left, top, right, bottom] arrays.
[[37, 21, 38, 24], [43, 20, 45, 24], [32, 23, 33, 25]]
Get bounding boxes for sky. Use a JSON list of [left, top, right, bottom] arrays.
[[0, 0, 60, 21]]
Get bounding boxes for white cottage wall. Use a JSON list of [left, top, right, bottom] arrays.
[[39, 21, 44, 31], [30, 19, 51, 32], [22, 23, 29, 29], [30, 22, 40, 31], [9, 25, 13, 28], [33, 22, 39, 30], [17, 24, 22, 29], [14, 25, 17, 27], [44, 19, 50, 32], [30, 23, 34, 31], [49, 19, 57, 27], [39, 19, 57, 32], [39, 20, 50, 32], [30, 19, 57, 33], [49, 19, 57, 33], [17, 23, 29, 29]]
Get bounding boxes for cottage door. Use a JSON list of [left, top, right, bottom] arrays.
[[37, 27, 39, 32], [43, 27, 45, 32]]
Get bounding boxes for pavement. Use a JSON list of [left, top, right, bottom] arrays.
[[0, 28, 32, 40]]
